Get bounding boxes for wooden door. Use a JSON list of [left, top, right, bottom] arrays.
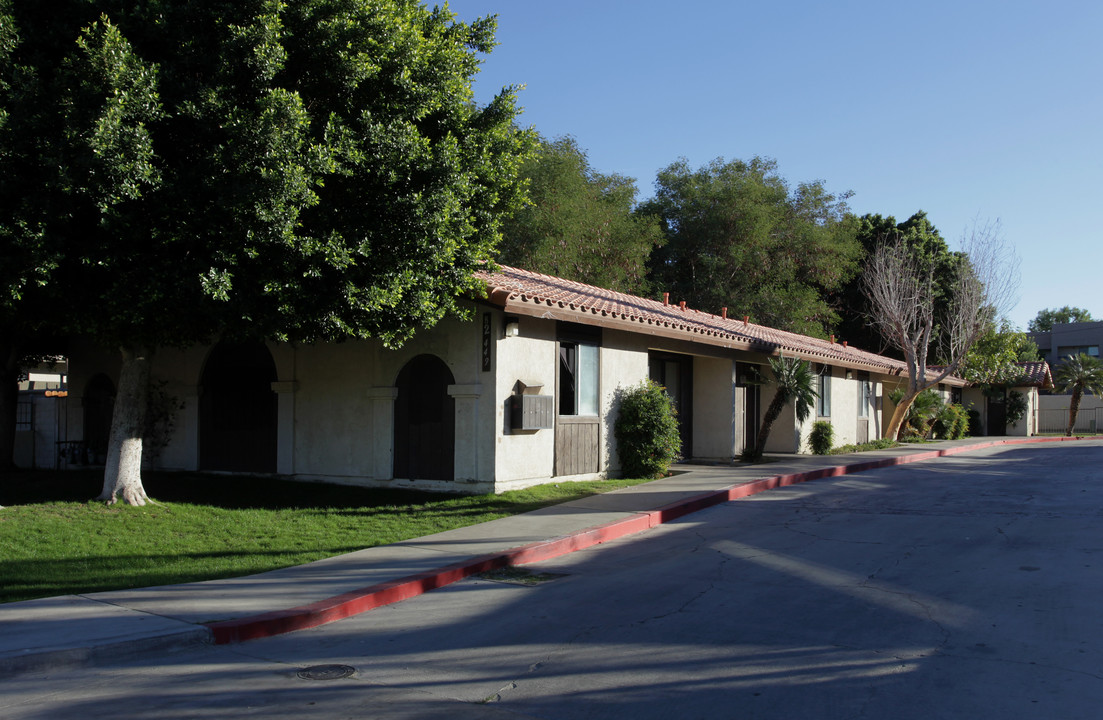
[[394, 355, 455, 481], [200, 342, 278, 473], [987, 390, 1007, 436], [555, 338, 600, 476]]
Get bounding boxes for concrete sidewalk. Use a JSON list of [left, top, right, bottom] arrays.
[[0, 436, 1087, 676]]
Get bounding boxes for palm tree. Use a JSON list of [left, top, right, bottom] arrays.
[[1054, 354, 1103, 436], [747, 355, 818, 460]]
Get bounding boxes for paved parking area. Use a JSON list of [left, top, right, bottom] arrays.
[[3, 441, 1102, 719]]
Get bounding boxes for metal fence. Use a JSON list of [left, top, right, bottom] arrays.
[[1038, 406, 1103, 434]]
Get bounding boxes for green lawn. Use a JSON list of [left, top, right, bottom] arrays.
[[0, 470, 655, 604]]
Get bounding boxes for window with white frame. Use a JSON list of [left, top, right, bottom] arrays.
[[817, 365, 831, 417], [557, 322, 601, 416], [558, 341, 599, 416], [858, 372, 872, 417]]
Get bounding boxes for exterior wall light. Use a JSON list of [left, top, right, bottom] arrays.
[[504, 317, 520, 337]]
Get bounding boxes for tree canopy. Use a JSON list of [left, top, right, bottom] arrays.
[[496, 136, 662, 294], [641, 157, 861, 338], [863, 218, 1019, 439], [1028, 306, 1095, 333], [832, 211, 959, 356], [0, 0, 532, 499], [960, 317, 1040, 385]]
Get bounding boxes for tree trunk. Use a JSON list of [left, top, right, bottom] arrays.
[[751, 393, 787, 460], [884, 391, 918, 441], [97, 345, 152, 506], [1066, 388, 1083, 437], [0, 339, 22, 472]]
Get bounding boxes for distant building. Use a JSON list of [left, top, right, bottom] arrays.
[[1028, 321, 1103, 432], [1028, 321, 1103, 368]]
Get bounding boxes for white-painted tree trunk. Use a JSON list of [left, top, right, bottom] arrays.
[[97, 345, 152, 506]]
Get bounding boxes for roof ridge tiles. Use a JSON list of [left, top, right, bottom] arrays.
[[477, 264, 956, 381]]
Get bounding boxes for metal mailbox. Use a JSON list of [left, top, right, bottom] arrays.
[[510, 394, 554, 431]]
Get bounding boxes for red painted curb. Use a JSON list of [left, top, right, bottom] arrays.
[[204, 435, 1098, 644]]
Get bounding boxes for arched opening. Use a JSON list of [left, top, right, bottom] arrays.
[[393, 354, 455, 481], [83, 374, 116, 463], [199, 342, 278, 472]]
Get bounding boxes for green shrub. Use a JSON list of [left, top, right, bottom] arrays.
[[967, 409, 982, 436], [614, 380, 682, 478], [830, 438, 897, 454], [950, 404, 970, 439], [1006, 390, 1028, 428], [932, 402, 968, 440], [809, 420, 834, 455]]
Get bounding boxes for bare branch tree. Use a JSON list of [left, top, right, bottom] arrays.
[[864, 218, 1019, 439]]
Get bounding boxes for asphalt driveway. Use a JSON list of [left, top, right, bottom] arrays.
[[4, 440, 1102, 719]]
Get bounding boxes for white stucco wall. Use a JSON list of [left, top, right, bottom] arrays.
[[1005, 386, 1038, 436], [492, 312, 557, 490], [67, 316, 947, 492], [692, 356, 736, 460], [1038, 392, 1102, 434], [598, 329, 651, 477]]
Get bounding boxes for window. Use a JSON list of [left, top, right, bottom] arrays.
[[557, 322, 601, 416], [559, 342, 599, 415], [1058, 345, 1099, 360], [858, 372, 872, 418], [817, 365, 831, 417]]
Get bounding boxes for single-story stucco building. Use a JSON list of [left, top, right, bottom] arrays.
[[959, 360, 1054, 437], [65, 265, 966, 493]]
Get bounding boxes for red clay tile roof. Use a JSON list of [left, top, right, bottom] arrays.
[[477, 265, 965, 384], [1008, 361, 1054, 388]]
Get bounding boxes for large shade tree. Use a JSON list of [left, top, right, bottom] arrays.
[[831, 211, 960, 356], [1, 0, 532, 503], [863, 219, 1019, 440], [0, 5, 65, 470], [497, 135, 662, 294], [642, 157, 861, 338]]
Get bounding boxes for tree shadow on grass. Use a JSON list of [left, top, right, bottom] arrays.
[[0, 469, 457, 510]]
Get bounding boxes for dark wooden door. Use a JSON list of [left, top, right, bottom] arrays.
[[987, 390, 1007, 436], [394, 355, 455, 481], [200, 343, 278, 473], [745, 383, 760, 452], [738, 363, 761, 454]]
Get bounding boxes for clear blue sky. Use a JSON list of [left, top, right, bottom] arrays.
[[446, 0, 1101, 330]]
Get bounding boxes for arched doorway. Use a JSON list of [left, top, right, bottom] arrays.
[[393, 355, 455, 481], [199, 342, 278, 472], [83, 374, 115, 463]]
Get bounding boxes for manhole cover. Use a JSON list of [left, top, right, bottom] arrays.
[[477, 567, 568, 586], [297, 664, 356, 681]]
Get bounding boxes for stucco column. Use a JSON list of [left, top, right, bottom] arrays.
[[447, 384, 482, 483], [270, 381, 298, 475], [367, 387, 399, 480]]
